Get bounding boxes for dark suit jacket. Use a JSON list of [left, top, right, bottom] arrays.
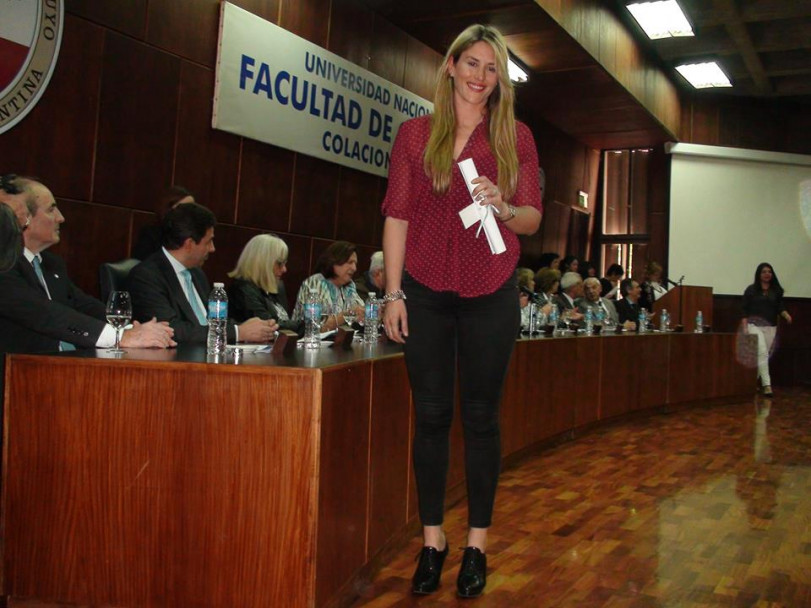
[[0, 251, 107, 353], [615, 298, 641, 325], [554, 293, 575, 313], [227, 278, 303, 335], [129, 251, 236, 344]]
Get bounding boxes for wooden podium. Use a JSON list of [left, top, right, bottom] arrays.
[[652, 285, 714, 332]]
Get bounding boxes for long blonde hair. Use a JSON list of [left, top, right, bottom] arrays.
[[423, 24, 518, 200], [228, 234, 288, 294]]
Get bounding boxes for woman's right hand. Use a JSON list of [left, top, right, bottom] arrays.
[[383, 298, 408, 343]]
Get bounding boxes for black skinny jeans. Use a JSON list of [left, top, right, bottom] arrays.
[[402, 272, 520, 528]]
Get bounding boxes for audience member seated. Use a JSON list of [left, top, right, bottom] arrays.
[[639, 261, 669, 311], [537, 251, 560, 271], [226, 234, 303, 335], [560, 254, 579, 275], [292, 240, 365, 331], [577, 277, 619, 326], [579, 261, 598, 280], [615, 278, 643, 331], [0, 196, 23, 272], [132, 185, 195, 260], [0, 176, 175, 353], [355, 251, 385, 301], [599, 263, 624, 300], [516, 267, 535, 331], [534, 267, 561, 307], [554, 271, 584, 321], [129, 202, 277, 344]]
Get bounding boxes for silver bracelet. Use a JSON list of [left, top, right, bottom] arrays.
[[382, 290, 406, 303]]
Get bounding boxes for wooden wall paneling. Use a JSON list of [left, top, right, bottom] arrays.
[[67, 0, 147, 38], [403, 37, 442, 101], [367, 357, 412, 557], [3, 358, 319, 607], [687, 98, 720, 146], [129, 210, 154, 258], [199, 223, 260, 287], [94, 33, 180, 211], [237, 139, 295, 232], [174, 62, 241, 223], [49, 199, 133, 297], [335, 168, 383, 247], [290, 154, 341, 237], [328, 0, 374, 69], [316, 364, 372, 606], [279, 0, 330, 46], [276, 233, 315, 311], [0, 15, 103, 201], [146, 0, 219, 67], [369, 15, 408, 86]]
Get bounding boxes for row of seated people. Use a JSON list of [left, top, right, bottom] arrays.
[[517, 268, 648, 332], [535, 251, 670, 312], [0, 175, 389, 354]]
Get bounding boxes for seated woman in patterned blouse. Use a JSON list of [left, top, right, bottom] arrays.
[[291, 240, 365, 331], [227, 233, 304, 335]]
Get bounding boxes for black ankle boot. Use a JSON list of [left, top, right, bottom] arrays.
[[412, 544, 449, 594], [457, 546, 487, 598]]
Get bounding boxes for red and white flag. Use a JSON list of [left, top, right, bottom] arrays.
[[0, 1, 37, 92]]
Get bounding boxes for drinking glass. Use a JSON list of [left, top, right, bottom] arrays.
[[317, 303, 333, 333], [342, 304, 357, 327], [105, 290, 132, 354]]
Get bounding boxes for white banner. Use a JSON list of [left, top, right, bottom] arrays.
[[213, 2, 433, 178]]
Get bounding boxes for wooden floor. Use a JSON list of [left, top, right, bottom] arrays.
[[351, 389, 811, 607]]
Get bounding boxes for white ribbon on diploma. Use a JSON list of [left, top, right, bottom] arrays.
[[457, 158, 506, 255]]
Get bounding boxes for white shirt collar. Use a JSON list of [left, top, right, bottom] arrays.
[[162, 247, 189, 276], [23, 247, 39, 264]]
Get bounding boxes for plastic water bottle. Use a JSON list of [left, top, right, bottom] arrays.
[[528, 302, 539, 335], [364, 293, 379, 344], [206, 282, 228, 355], [303, 288, 322, 349], [638, 307, 648, 334], [660, 308, 670, 332], [695, 310, 704, 333], [584, 307, 593, 335], [548, 306, 559, 331]]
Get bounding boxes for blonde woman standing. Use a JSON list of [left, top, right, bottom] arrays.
[[381, 24, 542, 598]]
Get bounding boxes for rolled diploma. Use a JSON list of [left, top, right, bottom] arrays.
[[457, 158, 506, 255]]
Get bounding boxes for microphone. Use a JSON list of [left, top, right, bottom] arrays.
[[520, 286, 543, 304], [664, 276, 683, 288]]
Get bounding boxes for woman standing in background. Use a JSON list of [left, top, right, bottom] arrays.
[[742, 262, 792, 397], [381, 24, 542, 598]]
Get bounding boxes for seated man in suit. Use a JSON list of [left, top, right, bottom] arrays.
[[577, 277, 619, 326], [0, 176, 176, 353], [554, 271, 584, 321], [354, 251, 385, 302], [615, 278, 642, 331], [129, 202, 277, 344]]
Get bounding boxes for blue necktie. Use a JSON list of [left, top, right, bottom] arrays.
[[182, 269, 207, 325], [31, 256, 76, 351]]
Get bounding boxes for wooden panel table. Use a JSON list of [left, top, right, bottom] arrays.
[[1, 332, 755, 607]]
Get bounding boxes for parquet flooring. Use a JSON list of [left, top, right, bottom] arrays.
[[351, 389, 811, 607]]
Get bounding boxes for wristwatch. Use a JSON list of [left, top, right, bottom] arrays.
[[500, 204, 517, 221]]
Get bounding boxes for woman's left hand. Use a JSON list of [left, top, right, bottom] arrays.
[[782, 311, 793, 324], [471, 175, 507, 216]]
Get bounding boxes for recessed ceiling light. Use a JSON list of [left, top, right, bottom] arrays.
[[627, 1, 694, 40], [508, 57, 528, 83], [675, 62, 732, 88]]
